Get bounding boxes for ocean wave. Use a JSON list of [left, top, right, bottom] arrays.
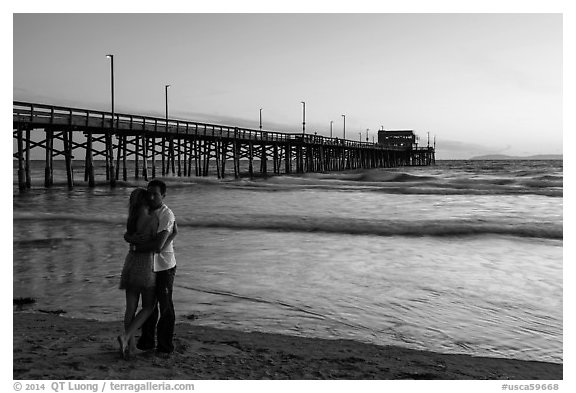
[[534, 175, 563, 182], [369, 186, 562, 197], [182, 215, 563, 240], [341, 172, 436, 183], [518, 179, 564, 189], [218, 171, 563, 197], [14, 212, 561, 240], [226, 180, 563, 197]]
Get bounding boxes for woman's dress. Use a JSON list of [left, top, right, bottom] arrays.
[[119, 214, 158, 291]]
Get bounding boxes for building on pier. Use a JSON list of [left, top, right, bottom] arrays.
[[377, 130, 416, 148], [377, 130, 435, 166]]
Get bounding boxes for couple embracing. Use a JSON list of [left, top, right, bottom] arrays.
[[117, 179, 178, 359]]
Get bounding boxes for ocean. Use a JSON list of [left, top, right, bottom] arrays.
[[12, 159, 563, 364]]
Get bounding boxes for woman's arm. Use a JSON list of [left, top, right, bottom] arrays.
[[124, 232, 148, 244], [125, 216, 160, 252], [129, 222, 177, 253]]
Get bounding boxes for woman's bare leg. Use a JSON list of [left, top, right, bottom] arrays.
[[124, 289, 156, 341], [124, 290, 139, 331], [119, 290, 140, 359]]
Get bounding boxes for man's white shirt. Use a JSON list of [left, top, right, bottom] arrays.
[[153, 204, 176, 272]]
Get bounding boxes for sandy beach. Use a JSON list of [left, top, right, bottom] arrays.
[[13, 312, 562, 380]]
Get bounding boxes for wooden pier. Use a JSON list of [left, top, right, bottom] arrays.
[[13, 101, 435, 190]]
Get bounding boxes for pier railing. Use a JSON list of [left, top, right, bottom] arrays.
[[13, 101, 401, 150]]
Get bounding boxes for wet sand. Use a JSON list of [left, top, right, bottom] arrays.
[[13, 312, 562, 380]]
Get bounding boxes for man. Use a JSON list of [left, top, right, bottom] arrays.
[[125, 179, 177, 355]]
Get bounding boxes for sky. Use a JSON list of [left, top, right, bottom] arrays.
[[5, 4, 576, 389], [12, 12, 563, 159]]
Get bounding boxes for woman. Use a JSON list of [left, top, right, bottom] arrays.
[[117, 188, 176, 359]]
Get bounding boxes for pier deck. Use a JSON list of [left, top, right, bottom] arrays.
[[13, 101, 435, 190]]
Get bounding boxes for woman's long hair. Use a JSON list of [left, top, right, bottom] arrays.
[[127, 188, 149, 234]]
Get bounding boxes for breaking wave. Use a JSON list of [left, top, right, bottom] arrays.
[[220, 167, 563, 197], [13, 211, 562, 240]]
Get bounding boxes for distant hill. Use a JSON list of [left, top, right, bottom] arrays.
[[469, 154, 563, 160]]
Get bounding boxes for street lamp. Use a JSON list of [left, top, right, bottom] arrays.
[[330, 121, 333, 138], [106, 54, 114, 130], [358, 132, 362, 142], [165, 84, 171, 127], [301, 101, 306, 134], [342, 114, 346, 140], [366, 128, 369, 143], [105, 54, 116, 186], [259, 108, 263, 130]]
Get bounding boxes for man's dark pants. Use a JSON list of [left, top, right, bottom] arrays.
[[138, 267, 176, 353]]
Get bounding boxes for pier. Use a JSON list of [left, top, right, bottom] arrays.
[[13, 101, 435, 190]]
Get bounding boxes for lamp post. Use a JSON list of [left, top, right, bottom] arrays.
[[330, 121, 333, 138], [358, 132, 362, 142], [259, 108, 263, 130], [366, 128, 369, 143], [165, 84, 171, 127], [106, 55, 114, 128], [342, 114, 346, 140], [105, 54, 116, 186], [105, 54, 115, 136], [163, 84, 171, 177], [301, 101, 306, 135]]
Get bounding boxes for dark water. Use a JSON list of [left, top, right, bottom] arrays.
[[13, 160, 563, 363]]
